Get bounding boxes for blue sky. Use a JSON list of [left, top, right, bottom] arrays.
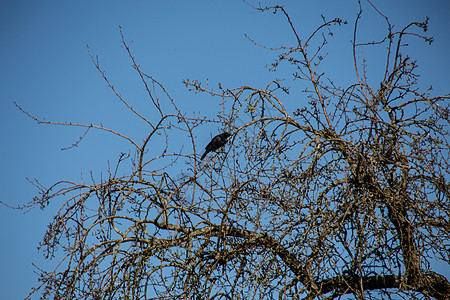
[[1, 1, 449, 298]]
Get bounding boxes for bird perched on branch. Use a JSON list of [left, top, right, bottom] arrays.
[[201, 132, 231, 160]]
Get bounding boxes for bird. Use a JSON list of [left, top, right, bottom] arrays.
[[201, 132, 231, 160]]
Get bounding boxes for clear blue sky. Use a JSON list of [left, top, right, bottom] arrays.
[[1, 1, 448, 299]]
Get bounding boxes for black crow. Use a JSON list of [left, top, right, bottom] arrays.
[[201, 132, 231, 160]]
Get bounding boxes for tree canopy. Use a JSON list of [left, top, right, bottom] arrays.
[[19, 2, 449, 299]]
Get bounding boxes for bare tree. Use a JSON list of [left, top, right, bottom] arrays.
[[17, 2, 449, 299]]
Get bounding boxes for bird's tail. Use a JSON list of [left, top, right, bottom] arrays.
[[201, 152, 207, 160]]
